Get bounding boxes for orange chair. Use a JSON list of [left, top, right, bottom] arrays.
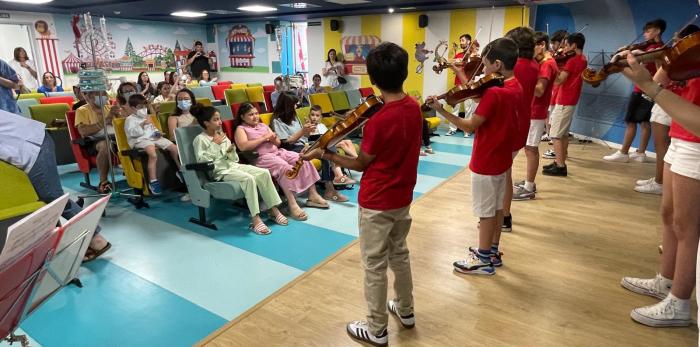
[[39, 96, 74, 109], [65, 111, 99, 190], [211, 85, 230, 102]]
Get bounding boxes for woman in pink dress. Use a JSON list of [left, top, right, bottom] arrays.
[[234, 102, 327, 221]]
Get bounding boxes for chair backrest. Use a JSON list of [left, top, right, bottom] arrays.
[[16, 98, 39, 118], [175, 126, 211, 208], [230, 83, 247, 90], [247, 83, 262, 87], [40, 96, 74, 109], [0, 160, 40, 211], [158, 113, 171, 139], [29, 104, 70, 126], [186, 82, 200, 89], [159, 101, 177, 115], [190, 86, 215, 101], [46, 91, 77, 100], [245, 86, 265, 104], [112, 117, 146, 191], [225, 89, 249, 106], [263, 91, 273, 113], [328, 91, 351, 112], [216, 104, 233, 120], [211, 85, 230, 101], [296, 106, 311, 125], [17, 93, 45, 101], [221, 119, 235, 140], [345, 89, 363, 108], [262, 85, 275, 92], [323, 86, 333, 92], [359, 87, 375, 97], [309, 93, 334, 114], [217, 81, 233, 86], [260, 113, 273, 126], [64, 110, 94, 173], [196, 98, 213, 107]]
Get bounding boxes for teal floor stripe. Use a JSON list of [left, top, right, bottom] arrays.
[[22, 260, 227, 347], [429, 142, 473, 155], [417, 161, 463, 179]]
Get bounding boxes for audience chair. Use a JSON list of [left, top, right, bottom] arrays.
[[309, 93, 334, 114], [345, 89, 363, 108], [0, 160, 45, 230], [359, 87, 374, 98], [16, 98, 39, 118], [39, 96, 74, 109], [328, 91, 351, 113]]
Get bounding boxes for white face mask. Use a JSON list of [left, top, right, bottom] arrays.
[[136, 108, 148, 117]]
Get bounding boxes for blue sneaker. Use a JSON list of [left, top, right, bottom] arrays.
[[453, 252, 495, 275], [468, 246, 503, 267], [148, 180, 162, 195]]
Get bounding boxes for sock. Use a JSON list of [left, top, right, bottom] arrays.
[[476, 249, 491, 262], [490, 243, 499, 255], [150, 179, 157, 183], [524, 181, 535, 191]]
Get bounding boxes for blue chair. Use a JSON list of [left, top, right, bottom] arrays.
[[191, 86, 216, 101], [215, 104, 233, 120], [46, 91, 77, 100], [16, 99, 39, 118], [346, 89, 363, 108]]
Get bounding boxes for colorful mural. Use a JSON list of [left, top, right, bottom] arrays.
[[340, 35, 381, 75], [217, 22, 270, 73]]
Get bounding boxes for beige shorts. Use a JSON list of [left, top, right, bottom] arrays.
[[133, 137, 174, 150], [526, 119, 546, 147], [549, 105, 576, 139], [650, 103, 671, 127], [664, 138, 700, 181], [471, 172, 506, 218]]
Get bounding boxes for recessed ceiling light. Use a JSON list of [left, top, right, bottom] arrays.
[[399, 7, 416, 10], [238, 5, 277, 12], [171, 11, 207, 17], [388, 7, 395, 13], [279, 2, 320, 8], [0, 0, 53, 4]]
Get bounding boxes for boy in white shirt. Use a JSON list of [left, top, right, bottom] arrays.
[[306, 105, 357, 185], [124, 94, 182, 195]]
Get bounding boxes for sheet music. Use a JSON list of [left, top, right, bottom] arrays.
[[0, 194, 68, 270]]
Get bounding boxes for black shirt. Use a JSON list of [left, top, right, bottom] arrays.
[[72, 100, 87, 111], [187, 51, 210, 79]]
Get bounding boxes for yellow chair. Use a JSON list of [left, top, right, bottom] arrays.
[[230, 83, 247, 90], [309, 93, 334, 114], [225, 89, 249, 106], [112, 116, 162, 199], [196, 98, 213, 107], [0, 160, 45, 225], [18, 92, 45, 100], [245, 86, 266, 111], [296, 106, 310, 124], [29, 103, 70, 128], [259, 112, 273, 126], [187, 82, 200, 89]]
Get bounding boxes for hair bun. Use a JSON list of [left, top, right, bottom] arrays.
[[190, 102, 204, 116]]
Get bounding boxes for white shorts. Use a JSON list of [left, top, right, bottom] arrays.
[[549, 105, 576, 139], [471, 172, 507, 218], [664, 138, 700, 181], [132, 137, 174, 150], [650, 103, 672, 127], [526, 119, 546, 147]]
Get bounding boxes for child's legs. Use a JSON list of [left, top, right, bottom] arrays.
[[660, 163, 677, 279], [142, 144, 158, 180], [472, 172, 506, 249], [525, 146, 539, 183], [166, 144, 181, 169], [339, 140, 358, 157], [358, 207, 392, 335], [387, 206, 414, 316], [239, 165, 283, 209], [638, 121, 651, 153], [670, 171, 700, 299], [503, 157, 515, 217], [221, 170, 261, 217], [620, 122, 638, 154], [652, 122, 671, 183]]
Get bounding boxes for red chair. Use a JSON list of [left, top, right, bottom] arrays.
[[221, 119, 235, 140], [217, 81, 233, 86], [263, 85, 275, 92], [39, 96, 74, 109], [359, 87, 375, 97], [264, 91, 273, 112], [211, 85, 230, 102], [229, 103, 242, 118], [65, 111, 104, 191]]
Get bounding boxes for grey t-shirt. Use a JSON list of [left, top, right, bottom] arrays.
[[272, 117, 306, 147]]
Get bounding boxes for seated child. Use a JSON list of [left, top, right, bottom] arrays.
[[191, 104, 287, 235], [124, 94, 182, 195], [307, 105, 357, 186]]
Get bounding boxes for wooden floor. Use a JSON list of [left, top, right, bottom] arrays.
[[198, 140, 698, 347]]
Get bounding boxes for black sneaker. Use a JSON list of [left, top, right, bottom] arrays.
[[543, 161, 557, 170], [387, 300, 415, 328], [502, 214, 512, 232], [543, 164, 567, 176]]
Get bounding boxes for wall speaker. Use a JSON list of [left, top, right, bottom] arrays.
[[419, 14, 428, 28], [330, 19, 340, 31], [265, 23, 275, 35]]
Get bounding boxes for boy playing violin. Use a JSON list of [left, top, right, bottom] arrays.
[[427, 37, 521, 275], [302, 42, 423, 346]]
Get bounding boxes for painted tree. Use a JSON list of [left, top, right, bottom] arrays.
[[124, 37, 135, 57]]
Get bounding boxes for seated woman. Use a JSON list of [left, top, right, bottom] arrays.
[[234, 102, 326, 221], [198, 69, 218, 87], [37, 71, 63, 94], [136, 71, 156, 100], [192, 104, 287, 235], [306, 74, 324, 95], [306, 105, 357, 186], [167, 89, 198, 141], [272, 93, 349, 201], [152, 81, 174, 106]]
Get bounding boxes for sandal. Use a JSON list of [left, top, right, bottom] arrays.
[[82, 242, 112, 263], [332, 175, 357, 185], [98, 181, 113, 194], [270, 212, 288, 226], [323, 192, 349, 202], [289, 208, 308, 221], [249, 222, 271, 235], [306, 200, 330, 209]]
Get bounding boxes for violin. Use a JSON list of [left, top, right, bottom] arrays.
[[421, 73, 505, 112], [553, 49, 576, 68], [582, 31, 700, 86], [615, 39, 657, 54], [286, 95, 383, 179], [434, 40, 481, 74]]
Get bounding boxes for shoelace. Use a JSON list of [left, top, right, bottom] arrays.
[[648, 298, 676, 316]]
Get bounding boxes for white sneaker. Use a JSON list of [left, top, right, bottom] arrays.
[[621, 273, 671, 300], [446, 130, 456, 136], [346, 321, 388, 347], [630, 294, 691, 327], [464, 132, 471, 138], [541, 134, 550, 142], [635, 177, 655, 186], [634, 181, 662, 195], [630, 151, 649, 163], [180, 193, 191, 202], [603, 150, 629, 163], [387, 300, 415, 328], [453, 252, 495, 275]]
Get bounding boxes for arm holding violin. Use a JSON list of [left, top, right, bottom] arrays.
[[450, 62, 470, 84], [426, 95, 484, 133], [622, 54, 700, 137]]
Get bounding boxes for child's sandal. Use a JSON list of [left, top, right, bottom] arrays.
[[249, 222, 271, 235], [270, 212, 288, 226]]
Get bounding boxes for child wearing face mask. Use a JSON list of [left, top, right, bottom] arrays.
[[167, 89, 198, 142], [125, 94, 183, 195]]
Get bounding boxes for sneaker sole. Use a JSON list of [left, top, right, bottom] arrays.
[[620, 279, 668, 300], [345, 326, 387, 347], [512, 194, 535, 201], [453, 266, 495, 275], [502, 226, 512, 232], [387, 303, 415, 329], [630, 310, 691, 327]]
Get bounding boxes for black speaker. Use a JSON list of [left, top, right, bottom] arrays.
[[330, 19, 340, 31], [265, 23, 275, 34], [419, 14, 428, 28]]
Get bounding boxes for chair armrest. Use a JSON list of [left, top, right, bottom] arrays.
[[185, 161, 215, 171], [120, 148, 146, 158], [238, 150, 259, 164]]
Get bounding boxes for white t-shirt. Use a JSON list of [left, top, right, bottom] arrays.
[[324, 61, 344, 89], [9, 59, 38, 90], [0, 110, 46, 173], [310, 122, 328, 136]]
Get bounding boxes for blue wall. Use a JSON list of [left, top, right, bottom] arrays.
[[534, 0, 699, 151]]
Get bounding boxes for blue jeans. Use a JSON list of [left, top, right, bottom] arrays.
[[28, 132, 99, 234]]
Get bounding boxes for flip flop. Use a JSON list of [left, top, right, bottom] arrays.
[[270, 212, 289, 226], [249, 222, 271, 235], [306, 200, 330, 209], [324, 193, 349, 202], [82, 242, 112, 263], [333, 176, 357, 185], [289, 209, 308, 221]]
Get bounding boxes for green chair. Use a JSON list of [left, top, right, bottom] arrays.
[[159, 101, 176, 115], [296, 106, 311, 124], [328, 91, 351, 113], [247, 83, 262, 87], [17, 92, 45, 101], [225, 89, 249, 106], [0, 160, 45, 227], [158, 112, 172, 140], [345, 89, 363, 108], [17, 98, 39, 118], [28, 104, 70, 127], [175, 126, 246, 230], [215, 105, 233, 120]]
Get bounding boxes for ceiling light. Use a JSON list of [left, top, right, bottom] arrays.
[[171, 11, 207, 17], [399, 7, 416, 10], [0, 0, 54, 4], [388, 7, 395, 13], [238, 5, 278, 12]]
